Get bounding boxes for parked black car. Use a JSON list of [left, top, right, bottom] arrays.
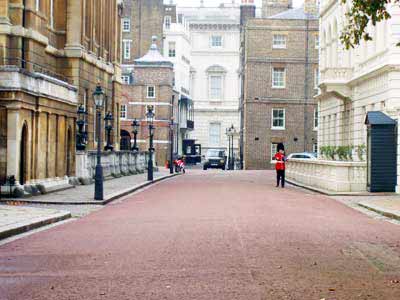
[[203, 149, 226, 170]]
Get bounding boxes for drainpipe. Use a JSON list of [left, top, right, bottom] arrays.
[[303, 19, 310, 152]]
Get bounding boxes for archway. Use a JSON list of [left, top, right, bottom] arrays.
[[19, 123, 28, 185], [120, 130, 131, 151]]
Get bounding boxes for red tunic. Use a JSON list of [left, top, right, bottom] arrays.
[[274, 153, 285, 171]]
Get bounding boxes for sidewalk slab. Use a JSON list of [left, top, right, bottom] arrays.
[[358, 199, 400, 221], [0, 205, 71, 240], [0, 171, 179, 206]]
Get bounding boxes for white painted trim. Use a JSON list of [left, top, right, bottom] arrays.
[[128, 102, 172, 106]]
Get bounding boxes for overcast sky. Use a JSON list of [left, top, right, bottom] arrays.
[[168, 0, 304, 8]]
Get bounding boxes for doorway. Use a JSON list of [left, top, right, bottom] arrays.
[[19, 124, 28, 185]]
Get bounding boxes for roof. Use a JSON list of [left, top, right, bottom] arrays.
[[135, 36, 173, 68], [268, 7, 318, 20], [365, 111, 397, 125]]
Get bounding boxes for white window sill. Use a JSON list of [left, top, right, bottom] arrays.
[[272, 46, 286, 49], [272, 86, 286, 89], [271, 127, 286, 131]]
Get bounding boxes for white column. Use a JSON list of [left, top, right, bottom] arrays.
[[6, 109, 20, 183]]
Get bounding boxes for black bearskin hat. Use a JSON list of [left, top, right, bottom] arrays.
[[277, 143, 285, 151]]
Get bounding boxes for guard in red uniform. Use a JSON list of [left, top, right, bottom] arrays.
[[274, 143, 286, 188]]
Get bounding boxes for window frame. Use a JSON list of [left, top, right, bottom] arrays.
[[271, 143, 279, 160], [147, 86, 156, 98], [122, 39, 132, 60], [168, 41, 176, 57], [209, 122, 221, 146], [272, 34, 287, 49], [120, 104, 127, 119], [272, 67, 286, 89], [122, 18, 131, 32], [314, 108, 318, 130], [164, 16, 171, 29], [209, 75, 223, 100], [121, 75, 130, 85], [210, 35, 223, 48], [271, 108, 286, 130]]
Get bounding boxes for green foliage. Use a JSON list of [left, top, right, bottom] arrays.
[[320, 145, 354, 161], [340, 0, 399, 50], [356, 144, 366, 161]]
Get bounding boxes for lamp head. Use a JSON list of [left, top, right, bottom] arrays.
[[93, 84, 105, 108]]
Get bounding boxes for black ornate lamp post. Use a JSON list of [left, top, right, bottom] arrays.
[[104, 112, 114, 151], [226, 124, 236, 171], [76, 105, 87, 151], [169, 118, 174, 174], [131, 118, 140, 152], [93, 84, 105, 200], [146, 105, 155, 181]]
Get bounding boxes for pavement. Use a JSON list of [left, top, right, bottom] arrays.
[[0, 205, 71, 240], [1, 170, 399, 300], [2, 169, 175, 205]]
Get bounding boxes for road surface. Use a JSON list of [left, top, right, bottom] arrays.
[[1, 171, 399, 299]]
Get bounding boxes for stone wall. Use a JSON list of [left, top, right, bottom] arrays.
[[286, 159, 367, 193], [76, 151, 147, 181]]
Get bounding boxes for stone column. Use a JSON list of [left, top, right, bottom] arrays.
[[65, 0, 83, 51], [6, 109, 20, 182]]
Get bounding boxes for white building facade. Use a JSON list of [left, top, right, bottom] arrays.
[[178, 5, 241, 155], [287, 0, 400, 193]]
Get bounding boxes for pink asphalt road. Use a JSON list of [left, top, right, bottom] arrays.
[[1, 171, 400, 300]]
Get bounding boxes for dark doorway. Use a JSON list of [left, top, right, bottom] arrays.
[[19, 124, 28, 185], [120, 130, 131, 151], [365, 112, 397, 192], [66, 127, 72, 176]]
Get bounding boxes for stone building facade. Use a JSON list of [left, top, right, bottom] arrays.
[[120, 38, 176, 166], [240, 0, 319, 170], [0, 0, 122, 189], [286, 0, 400, 193], [178, 4, 241, 157]]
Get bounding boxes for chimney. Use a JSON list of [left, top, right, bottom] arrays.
[[304, 0, 318, 15], [240, 0, 256, 27]]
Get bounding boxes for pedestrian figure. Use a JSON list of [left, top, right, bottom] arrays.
[[174, 156, 186, 174], [274, 143, 286, 188]]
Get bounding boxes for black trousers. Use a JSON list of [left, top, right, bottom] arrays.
[[276, 170, 285, 187]]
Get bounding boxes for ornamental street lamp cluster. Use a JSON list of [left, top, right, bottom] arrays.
[[131, 118, 140, 152], [226, 124, 236, 171], [146, 105, 155, 181], [76, 105, 88, 151]]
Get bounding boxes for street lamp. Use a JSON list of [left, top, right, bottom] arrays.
[[104, 112, 114, 151], [226, 124, 236, 171], [93, 84, 105, 200], [76, 105, 87, 151], [146, 105, 155, 181], [230, 124, 236, 170], [131, 118, 140, 152], [169, 118, 174, 174]]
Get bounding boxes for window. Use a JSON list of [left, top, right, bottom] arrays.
[[315, 34, 320, 49], [210, 75, 223, 100], [178, 14, 183, 24], [209, 123, 221, 146], [147, 86, 155, 98], [272, 108, 285, 129], [271, 143, 278, 160], [35, 0, 40, 11], [123, 40, 132, 60], [211, 35, 222, 47], [121, 75, 130, 84], [168, 41, 176, 57], [314, 109, 318, 130], [273, 34, 286, 49], [122, 18, 131, 32], [165, 16, 171, 29], [120, 105, 127, 119], [272, 68, 286, 88], [314, 68, 320, 89], [313, 143, 318, 154]]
